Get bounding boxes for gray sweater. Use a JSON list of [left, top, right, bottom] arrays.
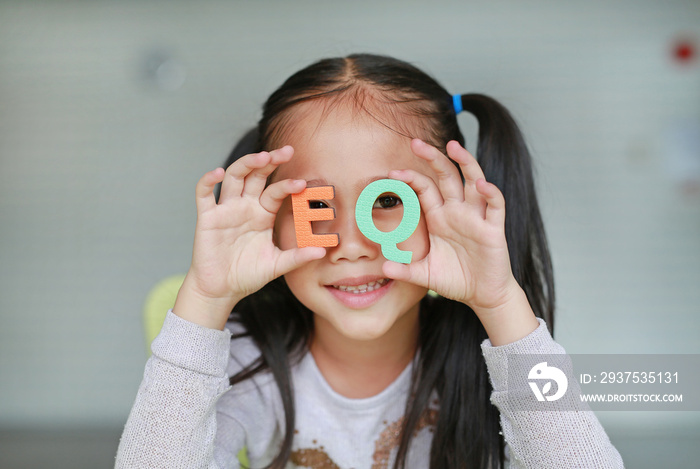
[[116, 312, 624, 468]]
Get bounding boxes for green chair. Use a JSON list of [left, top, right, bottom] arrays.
[[143, 274, 186, 354]]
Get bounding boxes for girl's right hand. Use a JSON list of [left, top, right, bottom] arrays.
[[173, 146, 326, 330]]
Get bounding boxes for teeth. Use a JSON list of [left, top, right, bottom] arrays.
[[334, 279, 388, 294]]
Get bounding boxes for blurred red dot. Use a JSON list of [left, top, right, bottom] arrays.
[[673, 39, 696, 63]]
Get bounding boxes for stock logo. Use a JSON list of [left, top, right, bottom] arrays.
[[528, 362, 568, 402]]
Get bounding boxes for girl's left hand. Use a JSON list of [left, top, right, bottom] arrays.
[[384, 139, 526, 321]]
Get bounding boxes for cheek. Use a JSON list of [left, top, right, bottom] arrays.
[[283, 263, 318, 311]]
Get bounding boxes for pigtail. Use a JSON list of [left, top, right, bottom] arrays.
[[396, 297, 503, 469], [458, 93, 555, 330]]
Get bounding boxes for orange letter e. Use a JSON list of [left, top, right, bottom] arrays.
[[291, 186, 339, 248]]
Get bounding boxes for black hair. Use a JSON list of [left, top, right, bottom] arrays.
[[223, 53, 554, 469]]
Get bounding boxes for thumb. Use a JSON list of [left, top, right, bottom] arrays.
[[274, 247, 327, 278], [382, 260, 429, 288]]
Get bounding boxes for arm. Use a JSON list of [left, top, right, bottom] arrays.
[[481, 319, 624, 468], [116, 311, 241, 469]]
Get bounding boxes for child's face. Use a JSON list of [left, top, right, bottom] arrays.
[[271, 101, 437, 344]]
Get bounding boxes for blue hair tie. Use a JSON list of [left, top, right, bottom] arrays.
[[452, 94, 463, 114]]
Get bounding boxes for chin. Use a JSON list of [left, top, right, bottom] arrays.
[[329, 313, 402, 342]]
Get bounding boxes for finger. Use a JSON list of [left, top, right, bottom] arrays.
[[382, 259, 429, 289], [274, 246, 327, 277], [445, 141, 488, 210], [410, 139, 464, 202], [259, 178, 307, 215], [195, 168, 225, 214], [446, 140, 486, 185], [219, 151, 272, 202], [241, 146, 294, 198], [388, 169, 444, 213], [476, 178, 506, 226]]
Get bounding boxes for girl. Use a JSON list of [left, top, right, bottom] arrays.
[[116, 54, 623, 468]]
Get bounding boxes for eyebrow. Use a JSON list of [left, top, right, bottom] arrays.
[[306, 175, 388, 192], [305, 178, 330, 187]]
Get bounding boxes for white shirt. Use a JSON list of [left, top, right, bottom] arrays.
[[116, 312, 624, 468]]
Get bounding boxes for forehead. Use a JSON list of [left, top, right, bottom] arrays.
[[272, 101, 435, 183]]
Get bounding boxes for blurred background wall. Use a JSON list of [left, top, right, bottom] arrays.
[[1, 0, 698, 467]]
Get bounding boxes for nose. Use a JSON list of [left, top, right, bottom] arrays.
[[326, 208, 380, 263]]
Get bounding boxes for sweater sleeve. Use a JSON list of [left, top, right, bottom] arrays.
[[115, 311, 243, 469], [481, 319, 625, 469]]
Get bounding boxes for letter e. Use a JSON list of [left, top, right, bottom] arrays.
[[291, 186, 339, 248]]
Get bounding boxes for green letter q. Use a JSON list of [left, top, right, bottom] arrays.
[[355, 179, 421, 264]]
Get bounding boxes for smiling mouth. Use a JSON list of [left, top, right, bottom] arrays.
[[330, 279, 390, 294]]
